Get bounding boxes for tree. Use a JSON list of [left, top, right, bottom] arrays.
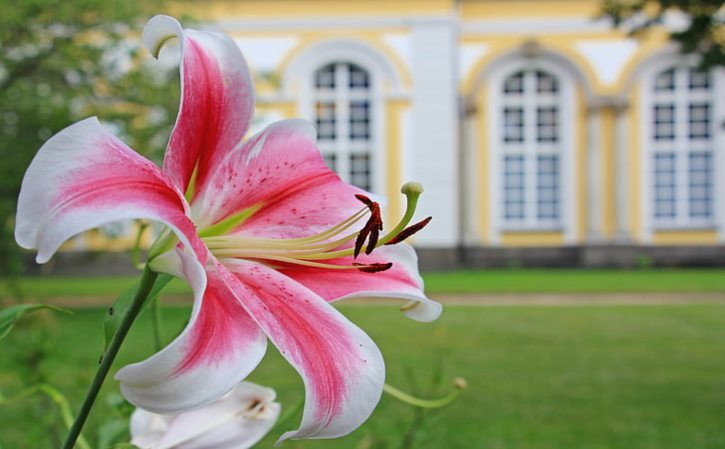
[[0, 0, 186, 278], [601, 0, 724, 68]]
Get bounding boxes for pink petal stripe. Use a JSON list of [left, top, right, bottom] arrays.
[[117, 250, 267, 414], [281, 243, 442, 322], [143, 15, 255, 195], [175, 268, 262, 374], [14, 117, 205, 265], [219, 259, 384, 442], [191, 119, 364, 231]]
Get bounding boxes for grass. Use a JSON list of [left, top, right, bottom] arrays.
[[2, 302, 725, 448], [2, 268, 725, 299], [421, 269, 725, 293]]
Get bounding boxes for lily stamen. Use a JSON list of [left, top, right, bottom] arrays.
[[385, 216, 432, 246], [352, 262, 393, 273], [353, 194, 383, 258], [200, 183, 428, 272], [217, 253, 392, 272]]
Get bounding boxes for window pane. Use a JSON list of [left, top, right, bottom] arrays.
[[653, 153, 677, 220], [688, 151, 713, 219], [536, 106, 558, 143], [349, 64, 369, 89], [688, 69, 710, 90], [349, 153, 371, 191], [503, 155, 525, 221], [653, 104, 675, 141], [503, 107, 524, 143], [654, 68, 675, 92], [315, 64, 335, 89], [688, 103, 710, 139], [537, 155, 560, 220], [315, 101, 336, 140], [349, 100, 370, 140], [503, 71, 524, 95], [536, 71, 558, 94]]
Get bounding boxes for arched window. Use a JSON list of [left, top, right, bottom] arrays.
[[312, 62, 374, 191], [496, 68, 568, 229], [645, 65, 717, 228]]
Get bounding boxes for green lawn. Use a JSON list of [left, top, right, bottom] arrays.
[[422, 269, 725, 293], [2, 269, 725, 299], [2, 303, 725, 448]]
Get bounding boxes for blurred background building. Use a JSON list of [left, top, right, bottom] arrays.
[[61, 0, 725, 269]]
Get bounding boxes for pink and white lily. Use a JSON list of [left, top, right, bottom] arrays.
[[15, 15, 440, 443], [130, 381, 280, 449]]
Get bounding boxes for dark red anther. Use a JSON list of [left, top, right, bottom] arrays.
[[354, 225, 370, 258], [353, 195, 384, 258], [365, 203, 382, 255], [385, 216, 432, 245], [353, 262, 393, 273], [355, 194, 374, 207]]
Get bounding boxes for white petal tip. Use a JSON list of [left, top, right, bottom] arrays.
[[402, 299, 443, 322], [275, 431, 297, 447], [143, 15, 183, 58], [14, 231, 33, 252]]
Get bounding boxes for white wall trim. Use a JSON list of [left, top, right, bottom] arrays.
[[462, 17, 615, 36], [212, 15, 456, 33], [282, 38, 405, 96], [471, 46, 596, 102]]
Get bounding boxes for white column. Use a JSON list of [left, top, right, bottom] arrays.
[[585, 103, 604, 242], [614, 101, 631, 242], [409, 17, 459, 247], [460, 97, 479, 245]]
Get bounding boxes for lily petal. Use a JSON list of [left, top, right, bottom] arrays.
[[143, 15, 255, 195], [281, 243, 442, 322], [219, 259, 385, 442], [14, 117, 205, 265], [131, 382, 280, 449], [192, 119, 363, 232], [116, 249, 267, 414]]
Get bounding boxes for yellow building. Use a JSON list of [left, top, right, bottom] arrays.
[[78, 0, 725, 268]]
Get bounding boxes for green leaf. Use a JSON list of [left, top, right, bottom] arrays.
[[0, 383, 92, 449], [0, 304, 71, 340], [103, 274, 173, 350]]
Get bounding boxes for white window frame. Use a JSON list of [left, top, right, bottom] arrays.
[[310, 62, 376, 191], [297, 57, 384, 195], [640, 57, 725, 239], [488, 58, 577, 242]]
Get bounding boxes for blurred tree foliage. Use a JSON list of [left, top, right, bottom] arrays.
[[0, 1, 188, 277], [601, 0, 724, 68]]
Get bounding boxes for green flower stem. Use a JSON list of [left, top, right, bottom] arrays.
[[383, 381, 464, 409], [131, 221, 149, 269], [151, 296, 164, 351], [61, 266, 159, 449]]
